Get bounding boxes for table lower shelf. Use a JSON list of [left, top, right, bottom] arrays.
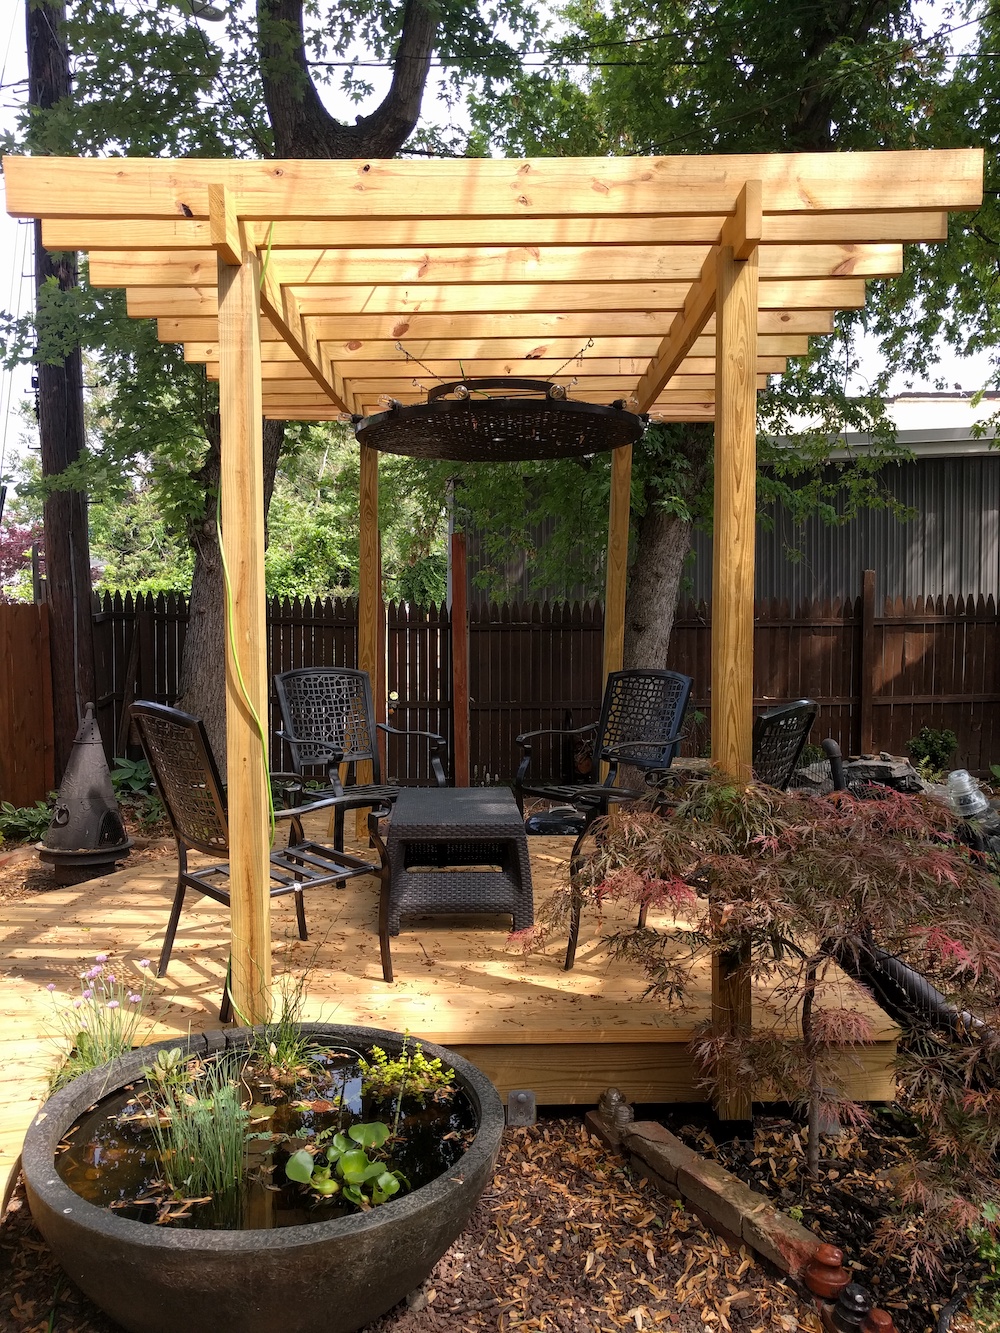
[[388, 868, 532, 934]]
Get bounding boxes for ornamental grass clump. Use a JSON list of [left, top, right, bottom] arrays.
[[578, 775, 1000, 1278], [47, 952, 152, 1088]]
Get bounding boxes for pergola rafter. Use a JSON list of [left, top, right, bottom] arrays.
[[5, 149, 983, 1091]]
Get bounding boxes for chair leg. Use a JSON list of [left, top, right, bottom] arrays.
[[564, 805, 602, 971], [158, 881, 186, 977], [219, 956, 233, 1023], [294, 888, 308, 940], [378, 869, 393, 983]]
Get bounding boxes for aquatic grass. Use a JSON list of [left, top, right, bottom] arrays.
[[146, 1053, 249, 1200], [46, 953, 153, 1089]]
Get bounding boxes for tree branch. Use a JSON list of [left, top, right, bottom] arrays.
[[257, 0, 438, 159]]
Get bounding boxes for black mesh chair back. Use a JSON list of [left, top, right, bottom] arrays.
[[130, 701, 229, 855], [275, 668, 381, 783], [129, 699, 384, 1010], [752, 698, 819, 791], [598, 669, 694, 775]]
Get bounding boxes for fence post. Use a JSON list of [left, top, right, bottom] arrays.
[[859, 569, 876, 755], [451, 531, 471, 787]]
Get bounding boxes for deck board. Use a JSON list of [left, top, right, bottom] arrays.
[[0, 830, 896, 1189]]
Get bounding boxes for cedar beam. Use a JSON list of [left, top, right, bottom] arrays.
[[217, 248, 271, 1026], [451, 531, 471, 787], [603, 445, 633, 685], [356, 443, 380, 836], [709, 232, 759, 1124]]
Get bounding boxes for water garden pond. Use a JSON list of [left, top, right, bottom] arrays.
[[55, 1039, 476, 1231]]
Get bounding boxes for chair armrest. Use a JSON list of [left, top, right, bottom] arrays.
[[602, 733, 687, 767], [277, 729, 345, 768], [514, 722, 597, 793], [377, 723, 449, 787], [515, 722, 597, 748]]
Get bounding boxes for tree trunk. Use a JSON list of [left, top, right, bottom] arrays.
[[176, 1, 441, 764], [623, 504, 694, 669], [623, 424, 713, 671], [177, 416, 284, 771], [28, 0, 96, 780]]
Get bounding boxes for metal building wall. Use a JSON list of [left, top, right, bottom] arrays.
[[687, 453, 1000, 604], [466, 449, 1000, 607]]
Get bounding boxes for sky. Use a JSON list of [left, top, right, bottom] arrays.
[[0, 0, 995, 501]]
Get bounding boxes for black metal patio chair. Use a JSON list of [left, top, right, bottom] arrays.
[[130, 701, 383, 1017], [514, 668, 693, 969], [274, 667, 449, 852], [751, 698, 819, 791]]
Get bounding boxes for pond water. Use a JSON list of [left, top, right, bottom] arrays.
[[56, 1045, 476, 1231]]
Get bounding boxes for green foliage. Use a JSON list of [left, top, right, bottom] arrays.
[[0, 797, 55, 845], [144, 1052, 250, 1200], [48, 952, 153, 1088], [110, 757, 152, 795], [579, 777, 1000, 1273], [359, 1038, 456, 1105], [906, 727, 958, 774], [285, 1121, 405, 1207]]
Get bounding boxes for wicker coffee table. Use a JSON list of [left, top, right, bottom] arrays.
[[379, 787, 534, 982]]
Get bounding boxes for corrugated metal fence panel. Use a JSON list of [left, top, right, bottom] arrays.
[[689, 455, 1000, 604]]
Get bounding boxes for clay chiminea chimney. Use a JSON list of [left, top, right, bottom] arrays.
[[38, 703, 132, 885]]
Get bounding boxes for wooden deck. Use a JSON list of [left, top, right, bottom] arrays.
[[0, 828, 897, 1191]]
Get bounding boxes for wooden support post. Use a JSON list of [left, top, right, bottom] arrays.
[[451, 530, 470, 787], [217, 248, 271, 1025], [356, 443, 379, 837], [859, 569, 876, 755], [711, 245, 758, 780], [603, 444, 632, 683], [710, 231, 759, 1124]]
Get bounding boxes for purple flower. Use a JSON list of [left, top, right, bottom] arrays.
[[128, 994, 141, 1004], [105, 974, 115, 985], [107, 1000, 119, 1010], [95, 954, 108, 963], [81, 989, 92, 1000], [73, 999, 82, 1009], [137, 959, 150, 969], [46, 983, 56, 992], [85, 967, 101, 980]]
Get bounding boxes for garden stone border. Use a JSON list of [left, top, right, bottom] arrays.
[[619, 1121, 821, 1278]]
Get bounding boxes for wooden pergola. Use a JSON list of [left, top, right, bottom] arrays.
[[4, 151, 984, 1085]]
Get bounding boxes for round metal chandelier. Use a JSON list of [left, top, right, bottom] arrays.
[[354, 379, 646, 462]]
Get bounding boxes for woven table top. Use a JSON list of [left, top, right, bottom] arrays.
[[389, 787, 524, 836]]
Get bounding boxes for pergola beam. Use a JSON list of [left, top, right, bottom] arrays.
[[43, 209, 949, 252], [8, 151, 982, 219]]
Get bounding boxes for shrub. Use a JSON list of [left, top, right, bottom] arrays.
[[574, 776, 1000, 1276], [906, 726, 958, 775], [0, 797, 55, 845]]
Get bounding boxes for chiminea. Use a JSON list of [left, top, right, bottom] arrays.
[[38, 703, 132, 885]]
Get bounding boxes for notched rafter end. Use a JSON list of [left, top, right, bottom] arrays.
[[721, 180, 762, 261]]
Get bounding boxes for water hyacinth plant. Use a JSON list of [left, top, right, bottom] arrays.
[[47, 952, 152, 1087]]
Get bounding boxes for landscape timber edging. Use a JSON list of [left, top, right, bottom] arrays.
[[620, 1120, 822, 1277]]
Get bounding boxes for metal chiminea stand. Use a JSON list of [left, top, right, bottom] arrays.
[[39, 702, 132, 885]]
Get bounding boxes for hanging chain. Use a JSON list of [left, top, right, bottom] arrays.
[[550, 336, 595, 380], [394, 341, 446, 385]]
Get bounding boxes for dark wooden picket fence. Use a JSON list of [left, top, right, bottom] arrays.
[[2, 582, 997, 804], [82, 583, 1000, 788]]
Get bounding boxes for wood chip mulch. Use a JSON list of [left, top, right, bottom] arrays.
[[0, 1120, 820, 1333], [673, 1114, 991, 1333]]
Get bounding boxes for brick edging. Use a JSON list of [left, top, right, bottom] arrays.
[[620, 1120, 821, 1277]]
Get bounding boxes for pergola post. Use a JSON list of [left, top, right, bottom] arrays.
[[710, 189, 760, 1122], [217, 246, 271, 1025], [602, 444, 632, 682], [356, 442, 380, 835]]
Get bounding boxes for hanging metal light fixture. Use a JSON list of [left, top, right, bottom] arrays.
[[354, 379, 646, 463]]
